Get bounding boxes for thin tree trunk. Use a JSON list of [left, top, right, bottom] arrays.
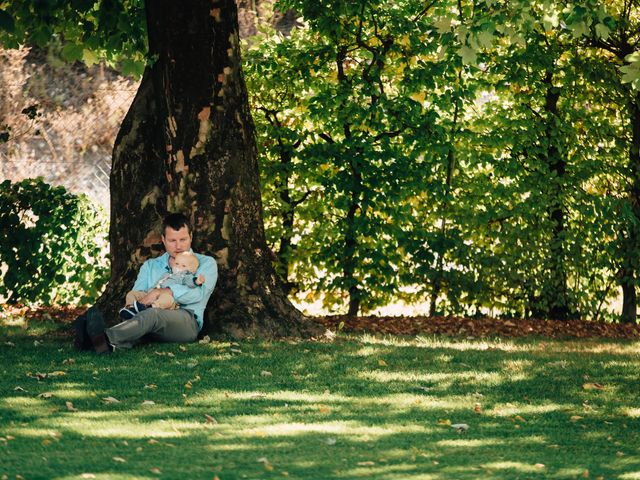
[[335, 45, 362, 317], [542, 71, 572, 320], [621, 91, 640, 323], [275, 138, 295, 294], [98, 0, 324, 338], [429, 71, 461, 317], [345, 184, 361, 317]]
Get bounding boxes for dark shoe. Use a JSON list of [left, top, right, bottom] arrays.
[[133, 301, 148, 314], [73, 313, 92, 351], [85, 307, 111, 355], [90, 332, 112, 355], [118, 306, 136, 320]]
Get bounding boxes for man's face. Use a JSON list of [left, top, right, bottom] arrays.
[[162, 226, 192, 259]]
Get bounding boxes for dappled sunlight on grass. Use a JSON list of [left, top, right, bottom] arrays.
[[500, 359, 534, 376], [620, 472, 640, 479], [358, 333, 527, 352], [1, 396, 58, 417], [489, 402, 573, 416], [343, 463, 433, 478], [220, 389, 352, 403], [622, 407, 640, 417], [532, 340, 640, 355], [436, 438, 507, 448], [415, 336, 527, 352], [359, 369, 504, 388], [1, 326, 639, 479], [355, 332, 640, 355], [241, 421, 429, 438], [55, 476, 157, 480], [8, 414, 192, 439], [480, 461, 544, 473], [555, 467, 593, 477]]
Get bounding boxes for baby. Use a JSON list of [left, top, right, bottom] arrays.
[[119, 251, 205, 319]]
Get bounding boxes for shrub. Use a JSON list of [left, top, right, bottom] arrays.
[[0, 178, 109, 305]]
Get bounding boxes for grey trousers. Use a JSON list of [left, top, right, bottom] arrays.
[[105, 308, 199, 349]]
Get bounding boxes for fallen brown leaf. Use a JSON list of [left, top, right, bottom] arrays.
[[204, 414, 218, 424], [583, 383, 605, 391]]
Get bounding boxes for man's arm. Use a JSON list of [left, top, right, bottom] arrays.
[[168, 256, 218, 306], [138, 287, 172, 305], [131, 261, 153, 292]]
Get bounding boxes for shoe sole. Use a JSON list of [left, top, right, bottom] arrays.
[[119, 308, 135, 320]]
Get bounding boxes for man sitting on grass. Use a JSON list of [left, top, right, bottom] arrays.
[[119, 250, 206, 319], [74, 212, 218, 354]]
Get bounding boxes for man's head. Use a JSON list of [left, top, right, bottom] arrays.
[[162, 213, 192, 259], [172, 251, 199, 274]]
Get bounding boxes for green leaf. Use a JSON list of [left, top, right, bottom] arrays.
[[620, 64, 640, 87], [477, 31, 493, 49], [61, 43, 84, 62], [542, 12, 559, 31], [568, 20, 589, 39], [120, 58, 145, 78], [433, 17, 452, 34], [594, 23, 610, 41], [82, 49, 99, 66], [457, 45, 477, 65]]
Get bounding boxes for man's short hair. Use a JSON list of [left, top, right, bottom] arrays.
[[162, 213, 192, 236]]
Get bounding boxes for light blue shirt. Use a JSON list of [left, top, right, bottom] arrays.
[[132, 251, 218, 331]]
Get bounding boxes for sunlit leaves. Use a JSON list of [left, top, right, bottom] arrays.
[[620, 52, 640, 89], [249, 0, 455, 313], [0, 178, 109, 305], [0, 0, 147, 77]]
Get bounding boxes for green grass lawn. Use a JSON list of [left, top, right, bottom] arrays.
[[1, 315, 639, 480]]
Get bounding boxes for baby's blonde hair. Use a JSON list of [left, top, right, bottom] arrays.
[[175, 251, 199, 272]]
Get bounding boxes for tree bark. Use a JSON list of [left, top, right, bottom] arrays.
[[620, 91, 640, 323], [274, 135, 295, 294], [541, 72, 573, 320], [429, 74, 461, 317], [97, 0, 324, 339]]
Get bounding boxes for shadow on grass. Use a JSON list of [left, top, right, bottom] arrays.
[[0, 321, 639, 479]]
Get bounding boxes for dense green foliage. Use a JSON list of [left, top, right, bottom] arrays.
[[245, 0, 640, 320], [0, 0, 147, 76], [1, 0, 640, 320], [0, 178, 109, 305]]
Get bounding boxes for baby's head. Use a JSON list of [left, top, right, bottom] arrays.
[[173, 251, 199, 274]]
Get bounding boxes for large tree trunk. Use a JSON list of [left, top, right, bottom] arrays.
[[97, 0, 324, 339]]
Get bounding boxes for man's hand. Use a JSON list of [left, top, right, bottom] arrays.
[[138, 288, 173, 305]]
